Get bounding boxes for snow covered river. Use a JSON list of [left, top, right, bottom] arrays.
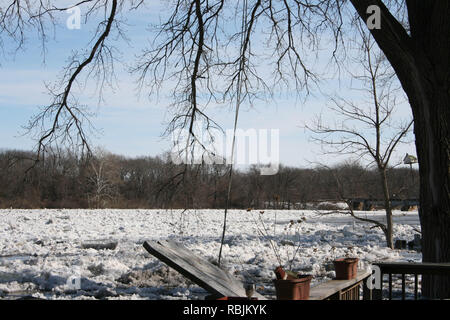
[[0, 209, 421, 299]]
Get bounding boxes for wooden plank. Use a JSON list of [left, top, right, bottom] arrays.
[[144, 241, 244, 297], [309, 270, 371, 300], [143, 240, 267, 300], [144, 240, 245, 297], [162, 240, 238, 286]]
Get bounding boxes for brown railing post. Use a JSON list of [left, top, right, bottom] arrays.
[[414, 274, 419, 300], [388, 273, 392, 300], [401, 273, 406, 300], [372, 271, 383, 300], [363, 277, 373, 300]]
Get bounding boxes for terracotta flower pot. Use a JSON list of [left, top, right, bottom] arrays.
[[333, 257, 359, 280], [273, 274, 312, 300]]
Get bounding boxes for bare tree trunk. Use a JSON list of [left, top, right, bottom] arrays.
[[380, 169, 394, 249], [393, 52, 450, 299], [413, 82, 450, 299], [350, 0, 450, 300], [390, 55, 450, 299]]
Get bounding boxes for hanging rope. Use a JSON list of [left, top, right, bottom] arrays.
[[218, 0, 248, 267]]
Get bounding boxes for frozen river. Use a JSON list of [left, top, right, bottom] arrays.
[[0, 209, 421, 300]]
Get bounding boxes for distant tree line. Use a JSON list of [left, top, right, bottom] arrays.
[[0, 148, 419, 210]]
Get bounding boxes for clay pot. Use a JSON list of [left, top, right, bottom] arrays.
[[333, 258, 359, 280], [273, 274, 312, 300]]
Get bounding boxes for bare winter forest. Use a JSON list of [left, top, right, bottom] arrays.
[[0, 148, 419, 210]]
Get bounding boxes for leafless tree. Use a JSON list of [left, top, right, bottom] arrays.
[[86, 148, 121, 208], [306, 22, 413, 249], [2, 0, 449, 297]]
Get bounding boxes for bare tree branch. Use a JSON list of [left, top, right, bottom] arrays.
[[22, 0, 119, 164]]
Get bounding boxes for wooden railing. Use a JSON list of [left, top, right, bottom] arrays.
[[309, 270, 372, 300], [372, 262, 450, 300]]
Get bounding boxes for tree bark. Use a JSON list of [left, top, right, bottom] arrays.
[[380, 169, 394, 249], [350, 0, 450, 298], [412, 78, 450, 299]]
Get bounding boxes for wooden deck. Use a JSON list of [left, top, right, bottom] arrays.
[[143, 240, 374, 300], [309, 270, 372, 300], [143, 240, 450, 300]]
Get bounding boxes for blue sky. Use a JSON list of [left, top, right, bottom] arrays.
[[0, 1, 416, 168]]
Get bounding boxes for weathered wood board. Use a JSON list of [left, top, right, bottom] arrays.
[[309, 270, 371, 300], [143, 240, 267, 300]]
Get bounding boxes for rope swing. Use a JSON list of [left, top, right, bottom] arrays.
[[218, 0, 248, 267]]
